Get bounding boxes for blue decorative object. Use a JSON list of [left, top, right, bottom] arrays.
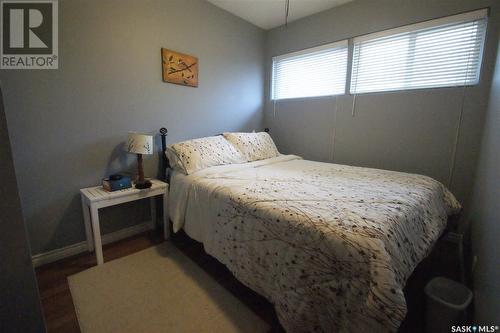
[[102, 175, 132, 192]]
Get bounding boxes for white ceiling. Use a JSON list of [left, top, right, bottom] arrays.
[[207, 0, 352, 30]]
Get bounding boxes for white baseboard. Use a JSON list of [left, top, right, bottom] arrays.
[[32, 221, 155, 268], [32, 242, 89, 268]]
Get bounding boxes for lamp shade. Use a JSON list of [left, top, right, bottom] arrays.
[[127, 132, 153, 155]]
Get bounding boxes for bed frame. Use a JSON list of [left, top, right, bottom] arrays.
[[159, 127, 170, 182], [159, 127, 270, 183]]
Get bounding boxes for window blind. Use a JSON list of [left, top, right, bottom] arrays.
[[272, 40, 348, 100], [350, 9, 488, 94]]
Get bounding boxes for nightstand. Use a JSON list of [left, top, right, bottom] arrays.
[[80, 179, 169, 265]]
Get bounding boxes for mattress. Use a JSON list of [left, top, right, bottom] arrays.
[[168, 154, 461, 332]]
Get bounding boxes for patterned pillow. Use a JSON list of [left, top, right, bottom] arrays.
[[166, 136, 246, 175], [223, 132, 280, 162]]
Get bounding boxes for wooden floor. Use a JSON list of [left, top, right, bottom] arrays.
[[36, 229, 458, 333], [36, 230, 162, 332]]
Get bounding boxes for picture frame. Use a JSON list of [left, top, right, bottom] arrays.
[[161, 48, 198, 87]]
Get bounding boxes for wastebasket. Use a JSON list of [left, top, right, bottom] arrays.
[[425, 277, 473, 333]]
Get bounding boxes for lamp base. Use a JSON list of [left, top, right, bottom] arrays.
[[135, 179, 152, 189]]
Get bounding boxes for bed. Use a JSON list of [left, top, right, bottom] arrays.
[[159, 128, 461, 332]]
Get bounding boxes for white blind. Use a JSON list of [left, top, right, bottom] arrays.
[[350, 9, 488, 94], [272, 40, 348, 100]]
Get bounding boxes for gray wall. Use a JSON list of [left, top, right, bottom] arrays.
[[0, 88, 46, 332], [0, 0, 264, 255], [469, 30, 500, 323], [264, 0, 500, 212]]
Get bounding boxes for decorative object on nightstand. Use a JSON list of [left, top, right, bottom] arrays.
[[102, 174, 132, 192], [127, 132, 153, 189]]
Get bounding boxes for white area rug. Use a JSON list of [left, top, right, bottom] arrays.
[[68, 243, 269, 333]]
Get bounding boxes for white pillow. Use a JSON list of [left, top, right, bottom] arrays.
[[166, 135, 246, 175], [223, 132, 280, 162]]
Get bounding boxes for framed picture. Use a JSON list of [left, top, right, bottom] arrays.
[[161, 48, 198, 87]]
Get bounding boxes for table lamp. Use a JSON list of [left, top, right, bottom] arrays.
[[127, 132, 153, 189]]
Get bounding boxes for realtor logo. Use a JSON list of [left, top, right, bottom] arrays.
[[1, 0, 58, 69]]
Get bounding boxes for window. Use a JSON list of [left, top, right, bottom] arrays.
[[350, 9, 488, 94], [272, 40, 348, 100]]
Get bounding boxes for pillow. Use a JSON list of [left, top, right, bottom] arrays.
[[166, 135, 246, 175], [223, 132, 280, 162]]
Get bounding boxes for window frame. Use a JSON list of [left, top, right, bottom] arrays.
[[349, 8, 488, 95], [269, 9, 489, 100], [271, 39, 349, 101]]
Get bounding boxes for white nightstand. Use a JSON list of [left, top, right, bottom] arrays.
[[80, 179, 169, 265]]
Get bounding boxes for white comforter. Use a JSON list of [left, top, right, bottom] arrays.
[[169, 155, 461, 332]]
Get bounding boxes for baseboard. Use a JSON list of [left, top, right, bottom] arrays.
[[101, 221, 154, 246], [32, 221, 155, 268], [32, 242, 89, 268]]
